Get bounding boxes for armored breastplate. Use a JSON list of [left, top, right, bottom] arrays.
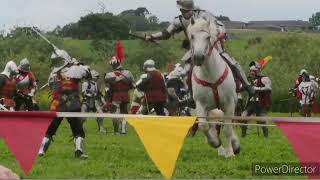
[[16, 74, 30, 90]]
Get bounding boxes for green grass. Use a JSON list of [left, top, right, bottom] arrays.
[[0, 114, 306, 179]]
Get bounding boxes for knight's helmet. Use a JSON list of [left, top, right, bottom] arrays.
[[18, 58, 31, 73], [300, 69, 310, 82], [176, 0, 195, 10], [249, 61, 262, 76], [51, 49, 72, 67], [109, 56, 122, 70], [143, 59, 156, 72], [1, 60, 19, 76], [91, 70, 100, 81]]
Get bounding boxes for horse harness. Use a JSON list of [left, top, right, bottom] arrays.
[[191, 28, 229, 109], [193, 65, 229, 109]]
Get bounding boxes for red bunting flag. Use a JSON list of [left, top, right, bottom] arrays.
[[276, 122, 320, 179], [0, 111, 55, 175], [115, 41, 125, 62]]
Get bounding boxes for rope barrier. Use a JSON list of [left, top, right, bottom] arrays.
[[56, 112, 320, 123]]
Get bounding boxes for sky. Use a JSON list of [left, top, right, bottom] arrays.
[[0, 0, 319, 31]]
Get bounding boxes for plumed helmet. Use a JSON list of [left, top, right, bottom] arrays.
[[109, 56, 122, 70], [249, 61, 261, 71], [18, 58, 30, 72], [176, 0, 195, 10], [143, 59, 156, 72], [91, 70, 100, 80]]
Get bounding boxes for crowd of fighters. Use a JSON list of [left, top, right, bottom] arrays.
[[0, 0, 318, 159]]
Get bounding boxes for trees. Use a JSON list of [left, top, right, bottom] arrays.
[[309, 12, 320, 28]]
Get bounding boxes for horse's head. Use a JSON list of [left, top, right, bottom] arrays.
[[187, 17, 219, 66]]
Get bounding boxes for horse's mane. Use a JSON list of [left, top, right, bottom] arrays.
[[187, 17, 219, 42]]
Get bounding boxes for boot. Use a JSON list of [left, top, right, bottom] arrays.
[[96, 118, 106, 133], [38, 137, 52, 156], [262, 127, 269, 138], [240, 125, 247, 138], [74, 137, 88, 159]]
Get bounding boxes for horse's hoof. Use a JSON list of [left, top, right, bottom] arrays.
[[233, 147, 240, 155], [218, 146, 225, 156], [224, 153, 235, 158]]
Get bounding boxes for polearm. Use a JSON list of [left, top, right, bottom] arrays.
[[30, 27, 58, 51], [128, 31, 160, 45]]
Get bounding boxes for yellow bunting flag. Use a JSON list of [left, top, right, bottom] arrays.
[[127, 117, 196, 179]]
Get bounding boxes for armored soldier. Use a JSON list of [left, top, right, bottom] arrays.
[[105, 57, 134, 135], [241, 61, 272, 138], [38, 49, 90, 159], [15, 58, 38, 111], [81, 70, 106, 133], [0, 61, 18, 111], [136, 59, 166, 115]]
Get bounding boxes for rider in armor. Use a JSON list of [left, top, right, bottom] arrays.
[[104, 57, 134, 135], [241, 61, 272, 138], [0, 61, 18, 111], [81, 70, 106, 133], [15, 58, 38, 111], [136, 59, 167, 115], [38, 49, 90, 159], [145, 0, 255, 98]]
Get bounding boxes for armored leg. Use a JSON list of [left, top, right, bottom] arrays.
[[220, 53, 255, 96]]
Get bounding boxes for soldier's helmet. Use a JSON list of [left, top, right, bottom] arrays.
[[176, 0, 195, 10], [109, 56, 122, 70], [91, 70, 100, 81], [18, 58, 31, 72], [51, 49, 72, 64], [143, 59, 156, 72], [300, 69, 308, 76]]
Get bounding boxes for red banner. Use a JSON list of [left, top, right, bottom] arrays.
[[0, 111, 55, 175], [276, 122, 320, 179]]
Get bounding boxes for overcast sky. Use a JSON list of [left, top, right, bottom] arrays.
[[0, 0, 319, 31]]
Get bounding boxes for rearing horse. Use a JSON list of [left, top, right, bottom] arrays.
[[188, 17, 240, 158]]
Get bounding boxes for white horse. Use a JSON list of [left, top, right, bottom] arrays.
[[188, 17, 240, 158]]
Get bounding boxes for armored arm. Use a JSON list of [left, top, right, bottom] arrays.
[[136, 74, 150, 91], [254, 77, 272, 92], [151, 17, 183, 40]]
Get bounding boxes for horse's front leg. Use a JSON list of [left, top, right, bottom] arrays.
[[223, 104, 240, 158], [196, 102, 223, 154]]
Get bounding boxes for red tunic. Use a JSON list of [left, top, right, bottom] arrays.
[[110, 71, 131, 103], [143, 70, 166, 104]]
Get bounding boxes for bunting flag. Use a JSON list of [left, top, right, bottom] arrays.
[[127, 117, 196, 179], [115, 41, 125, 61], [258, 56, 272, 69], [276, 122, 320, 179], [0, 111, 55, 175]]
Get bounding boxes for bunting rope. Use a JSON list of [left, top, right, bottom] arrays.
[[55, 112, 320, 123]]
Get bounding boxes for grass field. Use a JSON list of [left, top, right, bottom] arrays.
[[0, 114, 307, 179]]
